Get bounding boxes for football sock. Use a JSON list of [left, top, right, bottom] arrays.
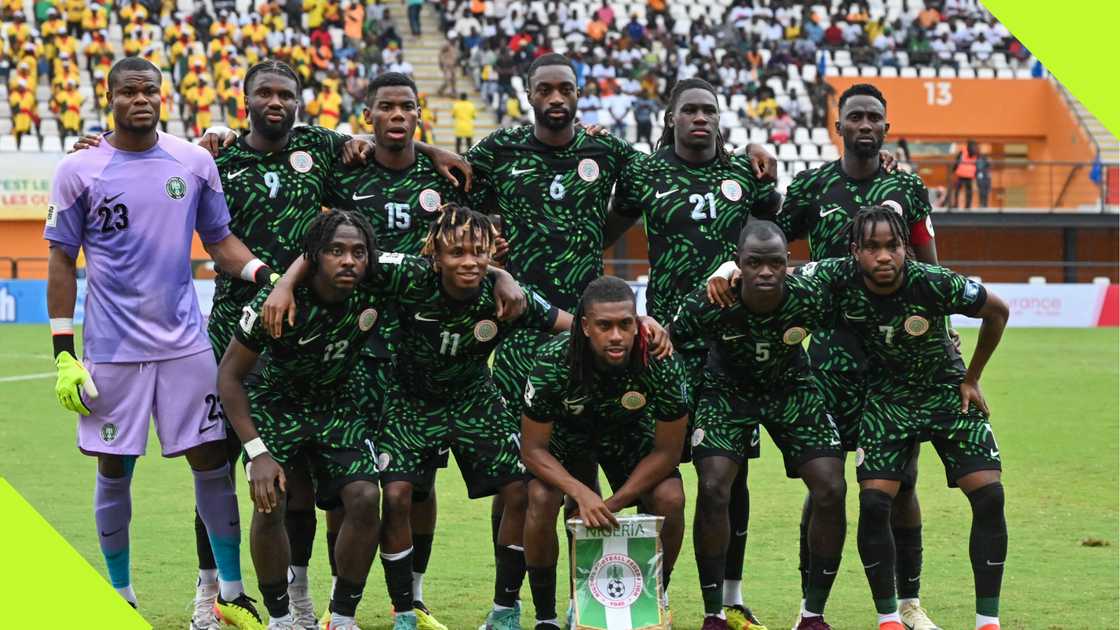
[[412, 532, 434, 602], [381, 547, 414, 613], [195, 510, 217, 572], [259, 579, 289, 619], [193, 463, 243, 600], [798, 495, 812, 597], [804, 552, 841, 615], [326, 530, 339, 577], [198, 569, 218, 587], [330, 576, 365, 617], [893, 525, 923, 599], [696, 552, 725, 615], [289, 565, 308, 588], [285, 508, 316, 568], [528, 565, 558, 621], [858, 489, 897, 615], [491, 504, 503, 549], [722, 579, 743, 607], [494, 544, 526, 607], [412, 572, 425, 604], [976, 613, 1000, 629], [94, 472, 133, 595], [968, 483, 1006, 620], [878, 611, 902, 625]]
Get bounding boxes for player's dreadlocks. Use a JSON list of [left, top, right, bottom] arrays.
[[567, 276, 647, 390], [244, 58, 303, 95], [848, 204, 913, 257], [302, 209, 378, 279], [656, 78, 732, 166], [420, 203, 499, 257]]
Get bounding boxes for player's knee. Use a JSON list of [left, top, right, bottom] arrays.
[[858, 488, 893, 525], [648, 480, 685, 517], [342, 481, 381, 525], [810, 474, 846, 511], [697, 475, 731, 512], [528, 481, 563, 519], [382, 482, 415, 514], [500, 481, 528, 512], [966, 482, 1005, 524], [252, 505, 286, 531]]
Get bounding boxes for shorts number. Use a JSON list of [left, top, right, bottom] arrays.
[[689, 192, 717, 220], [323, 340, 349, 361], [439, 331, 461, 356], [263, 171, 281, 199], [549, 174, 566, 200], [754, 342, 770, 362], [97, 203, 129, 232], [386, 202, 411, 230], [204, 393, 226, 421], [878, 325, 895, 345]]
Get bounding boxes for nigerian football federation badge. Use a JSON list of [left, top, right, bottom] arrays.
[[474, 319, 498, 342], [783, 326, 808, 345], [578, 158, 600, 182], [904, 315, 930, 336], [419, 188, 441, 212], [289, 150, 314, 173], [165, 176, 187, 199], [358, 308, 378, 331], [721, 178, 743, 201], [620, 390, 646, 410]]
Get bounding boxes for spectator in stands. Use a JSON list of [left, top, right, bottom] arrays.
[[223, 74, 247, 133], [307, 77, 342, 128], [894, 138, 913, 173], [389, 53, 414, 77], [577, 81, 601, 126], [407, 0, 424, 36], [606, 88, 632, 140], [451, 91, 476, 153], [970, 36, 994, 63], [770, 106, 795, 144], [51, 77, 83, 145], [907, 29, 934, 65], [186, 73, 216, 138], [824, 18, 844, 47], [917, 2, 941, 30], [10, 77, 40, 149], [192, 6, 214, 44], [930, 32, 956, 67], [438, 40, 459, 96], [633, 92, 658, 146], [977, 152, 992, 207], [952, 139, 979, 209]]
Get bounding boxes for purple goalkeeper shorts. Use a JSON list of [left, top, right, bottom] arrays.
[[77, 349, 226, 457]]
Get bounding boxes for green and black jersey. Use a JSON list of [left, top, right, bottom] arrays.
[[212, 125, 349, 310], [670, 274, 834, 388], [326, 152, 466, 255], [466, 126, 640, 312], [523, 333, 690, 433], [614, 148, 776, 342], [797, 257, 986, 387], [380, 253, 559, 395]]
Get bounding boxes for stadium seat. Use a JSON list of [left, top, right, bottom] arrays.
[[633, 142, 651, 154], [808, 160, 824, 170], [1028, 276, 1047, 284], [824, 65, 839, 77], [0, 119, 9, 135], [991, 52, 1009, 67], [728, 127, 749, 147], [810, 127, 831, 145], [841, 66, 859, 77], [977, 67, 996, 78], [791, 160, 807, 174], [1093, 277, 1111, 285], [749, 127, 768, 144], [800, 143, 820, 160], [19, 138, 39, 152], [820, 144, 840, 161], [938, 67, 956, 78], [919, 66, 937, 78], [958, 67, 977, 78], [777, 175, 792, 193], [834, 50, 852, 67], [801, 64, 818, 82], [900, 67, 918, 78], [778, 143, 799, 160], [860, 66, 878, 77], [41, 135, 62, 152], [793, 127, 811, 144], [880, 66, 899, 77], [717, 93, 728, 110], [0, 135, 16, 151], [1015, 68, 1034, 79], [997, 68, 1015, 79]]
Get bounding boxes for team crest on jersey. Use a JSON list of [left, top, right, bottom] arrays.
[[904, 315, 930, 336], [620, 390, 646, 410], [418, 188, 442, 212], [882, 200, 904, 216], [358, 308, 378, 331], [474, 319, 498, 342], [783, 326, 807, 345], [100, 423, 117, 444], [165, 176, 187, 199], [523, 380, 535, 407], [854, 447, 866, 466], [289, 150, 314, 173], [577, 158, 600, 182], [720, 179, 743, 202], [377, 452, 391, 471], [239, 305, 258, 333], [691, 427, 705, 447]]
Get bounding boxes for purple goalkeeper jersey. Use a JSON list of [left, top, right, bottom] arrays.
[[44, 132, 232, 363]]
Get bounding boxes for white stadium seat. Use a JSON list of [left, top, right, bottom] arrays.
[[958, 67, 976, 78], [938, 66, 956, 78], [820, 144, 840, 161], [997, 68, 1015, 78], [778, 143, 799, 160], [841, 66, 859, 77], [793, 127, 811, 144], [977, 67, 996, 78], [900, 66, 918, 78], [728, 127, 749, 147], [0, 135, 17, 151], [919, 66, 937, 78], [749, 127, 768, 144], [810, 127, 831, 145], [41, 136, 63, 152], [800, 143, 820, 160], [1015, 68, 1034, 79], [880, 66, 898, 77], [860, 65, 878, 77]]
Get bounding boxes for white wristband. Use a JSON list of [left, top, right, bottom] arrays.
[[240, 258, 266, 282], [709, 260, 738, 281], [203, 125, 236, 138], [243, 437, 269, 460], [50, 317, 75, 334]]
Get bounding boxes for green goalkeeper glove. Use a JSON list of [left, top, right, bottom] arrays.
[[55, 351, 98, 415]]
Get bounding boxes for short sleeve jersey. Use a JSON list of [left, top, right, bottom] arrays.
[[466, 126, 640, 311], [382, 253, 560, 395], [523, 333, 690, 435], [233, 252, 419, 400], [614, 147, 775, 338], [670, 274, 833, 388], [326, 152, 465, 255], [775, 160, 932, 260], [798, 257, 987, 385], [44, 131, 231, 363], [212, 125, 348, 308]]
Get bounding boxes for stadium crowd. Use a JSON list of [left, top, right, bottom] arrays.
[[1, 0, 1037, 152]]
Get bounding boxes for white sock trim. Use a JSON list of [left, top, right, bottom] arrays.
[[722, 579, 743, 607], [976, 613, 1000, 628], [381, 546, 413, 562]]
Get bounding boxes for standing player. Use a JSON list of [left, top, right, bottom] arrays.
[[674, 222, 847, 630], [217, 211, 389, 630], [521, 276, 689, 630], [45, 57, 265, 627], [718, 82, 945, 630], [797, 206, 1009, 630], [609, 77, 778, 630]]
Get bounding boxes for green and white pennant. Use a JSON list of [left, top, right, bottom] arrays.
[[568, 514, 667, 630]]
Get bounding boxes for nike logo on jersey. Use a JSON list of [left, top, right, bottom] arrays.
[[103, 192, 124, 204], [227, 167, 250, 179], [298, 334, 320, 345], [654, 188, 678, 199], [414, 313, 439, 322], [510, 167, 534, 176], [819, 206, 844, 218], [352, 192, 378, 201], [722, 333, 747, 340]]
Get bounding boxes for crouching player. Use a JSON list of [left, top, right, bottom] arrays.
[[521, 275, 688, 630], [218, 211, 391, 630], [798, 205, 1010, 630]]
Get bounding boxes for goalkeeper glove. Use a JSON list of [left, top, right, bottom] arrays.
[[55, 350, 98, 415]]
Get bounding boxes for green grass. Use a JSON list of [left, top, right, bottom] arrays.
[[1, 325, 1117, 629]]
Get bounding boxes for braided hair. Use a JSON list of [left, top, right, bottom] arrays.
[[244, 58, 302, 95], [656, 77, 731, 165], [567, 276, 647, 390], [420, 203, 498, 258], [848, 204, 913, 258], [301, 209, 378, 280]]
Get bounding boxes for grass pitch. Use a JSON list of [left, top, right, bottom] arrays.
[[0, 325, 1117, 629]]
